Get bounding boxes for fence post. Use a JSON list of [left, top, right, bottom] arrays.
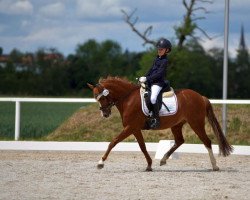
[[15, 101, 20, 140]]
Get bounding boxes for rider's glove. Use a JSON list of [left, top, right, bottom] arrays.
[[139, 76, 147, 83]]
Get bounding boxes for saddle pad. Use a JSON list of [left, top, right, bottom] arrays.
[[140, 87, 178, 116]]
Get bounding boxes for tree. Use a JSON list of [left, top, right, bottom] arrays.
[[135, 48, 156, 77], [121, 0, 213, 49], [227, 25, 250, 98], [34, 48, 69, 95], [207, 47, 224, 97], [168, 39, 217, 97], [174, 0, 213, 48], [69, 39, 125, 91], [9, 48, 23, 63], [231, 45, 250, 98]]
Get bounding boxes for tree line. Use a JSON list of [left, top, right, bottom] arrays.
[[1, 0, 248, 98], [0, 37, 249, 98], [1, 0, 249, 98]]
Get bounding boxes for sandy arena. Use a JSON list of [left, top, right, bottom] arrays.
[[0, 150, 249, 200]]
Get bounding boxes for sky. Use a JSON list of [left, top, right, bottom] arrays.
[[0, 0, 249, 58]]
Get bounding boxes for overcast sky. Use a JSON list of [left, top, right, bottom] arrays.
[[0, 0, 249, 57]]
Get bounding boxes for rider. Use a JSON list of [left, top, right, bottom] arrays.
[[139, 38, 172, 128]]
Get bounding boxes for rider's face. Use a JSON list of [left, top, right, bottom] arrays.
[[157, 48, 167, 57]]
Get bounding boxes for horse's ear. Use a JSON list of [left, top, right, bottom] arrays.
[[87, 83, 94, 90]]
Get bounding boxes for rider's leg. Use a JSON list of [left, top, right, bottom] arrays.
[[151, 85, 162, 104], [150, 85, 162, 128]]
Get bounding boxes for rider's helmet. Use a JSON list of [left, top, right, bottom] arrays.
[[156, 38, 172, 52]]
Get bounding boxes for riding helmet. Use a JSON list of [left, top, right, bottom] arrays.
[[156, 38, 172, 51]]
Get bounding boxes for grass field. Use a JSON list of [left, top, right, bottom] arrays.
[[0, 102, 249, 145], [0, 102, 84, 140], [47, 103, 250, 145]]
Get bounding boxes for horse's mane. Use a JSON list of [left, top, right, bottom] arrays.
[[99, 76, 139, 91]]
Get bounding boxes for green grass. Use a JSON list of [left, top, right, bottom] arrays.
[[0, 102, 15, 139], [0, 102, 85, 140], [1, 102, 249, 145]]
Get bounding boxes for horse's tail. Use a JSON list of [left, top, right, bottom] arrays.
[[204, 97, 233, 156]]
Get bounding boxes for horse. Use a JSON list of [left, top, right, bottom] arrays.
[[87, 76, 233, 171]]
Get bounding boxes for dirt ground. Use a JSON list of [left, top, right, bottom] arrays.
[[0, 150, 249, 200]]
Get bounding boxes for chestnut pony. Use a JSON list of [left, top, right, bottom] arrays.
[[87, 77, 233, 171]]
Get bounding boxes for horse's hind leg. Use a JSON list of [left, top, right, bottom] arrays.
[[160, 122, 185, 166], [188, 122, 219, 171]]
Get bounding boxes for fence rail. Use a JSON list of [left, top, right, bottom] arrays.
[[0, 141, 249, 155], [0, 98, 250, 140]]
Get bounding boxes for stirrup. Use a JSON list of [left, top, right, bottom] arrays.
[[150, 118, 160, 129]]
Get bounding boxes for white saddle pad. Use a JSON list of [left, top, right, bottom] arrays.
[[140, 87, 178, 116]]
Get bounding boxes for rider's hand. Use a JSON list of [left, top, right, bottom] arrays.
[[139, 76, 147, 83]]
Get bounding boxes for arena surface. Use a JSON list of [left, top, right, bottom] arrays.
[[0, 151, 249, 200]]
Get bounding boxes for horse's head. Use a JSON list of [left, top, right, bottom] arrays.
[[87, 83, 114, 118]]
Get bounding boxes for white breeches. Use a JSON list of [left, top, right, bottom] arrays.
[[150, 85, 162, 104]]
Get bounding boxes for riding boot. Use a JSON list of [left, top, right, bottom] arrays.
[[150, 103, 160, 129]]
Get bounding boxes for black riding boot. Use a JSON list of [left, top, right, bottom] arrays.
[[150, 103, 160, 129]]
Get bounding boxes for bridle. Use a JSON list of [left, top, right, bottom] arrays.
[[94, 84, 116, 112], [94, 83, 138, 112]]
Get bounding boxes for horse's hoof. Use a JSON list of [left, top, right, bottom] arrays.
[[146, 167, 153, 172], [97, 164, 104, 169], [160, 160, 166, 166], [213, 166, 220, 171]]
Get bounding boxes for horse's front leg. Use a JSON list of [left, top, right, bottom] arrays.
[[134, 130, 152, 171], [97, 127, 132, 169]]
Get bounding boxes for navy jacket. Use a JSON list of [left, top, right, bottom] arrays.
[[146, 55, 168, 87]]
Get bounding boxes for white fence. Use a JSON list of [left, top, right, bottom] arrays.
[[0, 141, 249, 156], [0, 98, 250, 140]]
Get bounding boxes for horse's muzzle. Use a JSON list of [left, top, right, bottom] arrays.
[[100, 108, 111, 118], [102, 112, 111, 118]]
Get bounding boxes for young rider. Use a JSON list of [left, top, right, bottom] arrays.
[[139, 38, 172, 128]]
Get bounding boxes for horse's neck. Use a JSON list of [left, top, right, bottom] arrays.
[[106, 83, 137, 116], [105, 84, 127, 100], [104, 82, 136, 102]]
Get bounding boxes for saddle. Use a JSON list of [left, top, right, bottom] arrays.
[[139, 80, 178, 130], [143, 80, 174, 112], [140, 81, 178, 118]]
